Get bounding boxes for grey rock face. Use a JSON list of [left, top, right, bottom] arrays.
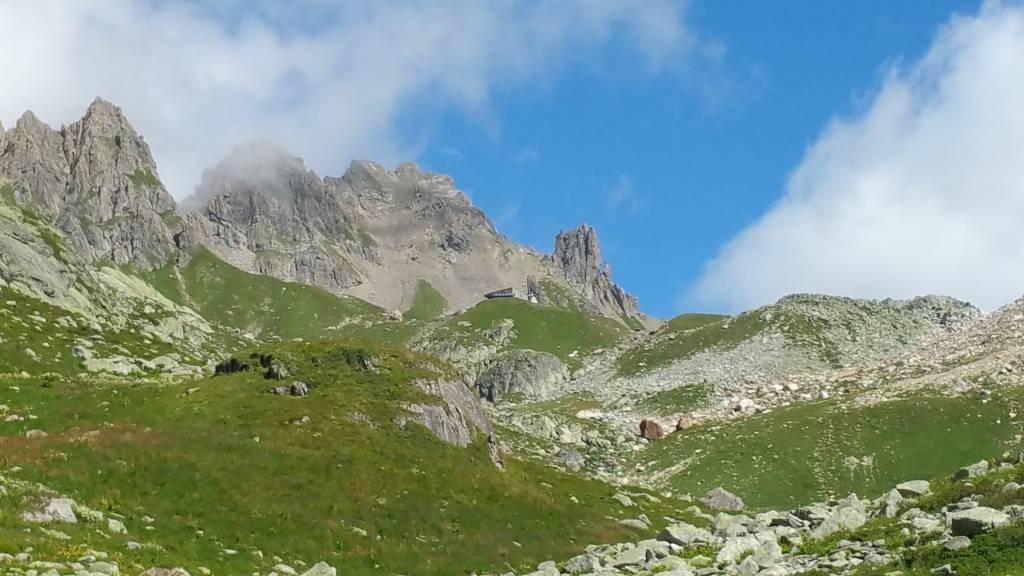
[[399, 377, 501, 467], [182, 143, 371, 291], [0, 99, 177, 269], [548, 224, 641, 321], [186, 153, 645, 325], [475, 349, 569, 402]]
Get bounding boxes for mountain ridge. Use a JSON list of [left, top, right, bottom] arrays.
[[0, 100, 648, 326]]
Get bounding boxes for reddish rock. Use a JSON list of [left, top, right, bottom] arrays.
[[639, 418, 664, 441]]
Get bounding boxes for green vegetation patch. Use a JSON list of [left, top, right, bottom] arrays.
[[537, 279, 590, 312], [127, 168, 161, 189], [635, 388, 1024, 510], [0, 341, 687, 575], [639, 383, 714, 415], [617, 313, 750, 376], [154, 248, 381, 340], [0, 286, 183, 375], [0, 183, 15, 205], [516, 392, 602, 420], [404, 279, 446, 321], [437, 298, 627, 367]]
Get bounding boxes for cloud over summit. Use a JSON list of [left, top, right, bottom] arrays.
[[0, 0, 696, 198]]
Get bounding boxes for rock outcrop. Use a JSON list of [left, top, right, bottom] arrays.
[[181, 143, 372, 292], [547, 224, 641, 321], [475, 349, 569, 402], [399, 377, 503, 467], [0, 98, 177, 269]]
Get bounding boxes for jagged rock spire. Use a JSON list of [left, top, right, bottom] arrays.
[[0, 98, 178, 269], [551, 224, 641, 321]]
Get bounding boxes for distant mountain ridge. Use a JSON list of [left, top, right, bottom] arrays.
[[0, 99, 648, 326]]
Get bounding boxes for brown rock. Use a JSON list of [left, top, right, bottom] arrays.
[[639, 418, 664, 441]]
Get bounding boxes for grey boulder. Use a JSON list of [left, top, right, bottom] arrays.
[[949, 507, 1010, 536], [701, 487, 745, 511]]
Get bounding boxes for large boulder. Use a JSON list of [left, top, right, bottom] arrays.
[[658, 522, 717, 546], [299, 563, 336, 576], [953, 460, 990, 481], [608, 546, 652, 569], [811, 506, 866, 539], [701, 487, 745, 512], [896, 480, 931, 498], [563, 553, 602, 574], [21, 496, 77, 523], [877, 489, 904, 518], [475, 350, 568, 403], [811, 496, 867, 540], [716, 535, 759, 565], [949, 507, 1010, 536], [639, 418, 665, 441]]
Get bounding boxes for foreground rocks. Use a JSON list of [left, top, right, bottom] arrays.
[[481, 459, 1024, 576]]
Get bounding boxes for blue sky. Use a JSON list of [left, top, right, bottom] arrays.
[[415, 1, 981, 318], [7, 0, 1024, 317]]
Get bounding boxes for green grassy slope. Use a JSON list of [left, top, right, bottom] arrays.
[[635, 388, 1024, 510], [0, 341, 691, 575], [0, 285, 182, 375], [617, 312, 756, 376], [145, 249, 381, 340], [434, 298, 627, 366], [404, 279, 446, 321]]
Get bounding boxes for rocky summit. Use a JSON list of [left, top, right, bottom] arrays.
[[180, 143, 646, 324], [2, 98, 1024, 576]]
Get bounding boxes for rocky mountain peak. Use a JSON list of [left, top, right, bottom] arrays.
[[14, 110, 48, 132], [337, 160, 470, 217], [549, 224, 640, 321], [182, 144, 375, 293], [0, 99, 177, 269], [63, 97, 175, 221], [190, 141, 313, 207], [553, 224, 604, 284]]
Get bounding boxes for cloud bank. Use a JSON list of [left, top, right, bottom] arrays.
[[690, 2, 1024, 312], [0, 0, 696, 197]]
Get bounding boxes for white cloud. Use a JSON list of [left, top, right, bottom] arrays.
[[0, 0, 699, 198], [689, 2, 1024, 312], [606, 174, 641, 214], [512, 147, 540, 164]]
